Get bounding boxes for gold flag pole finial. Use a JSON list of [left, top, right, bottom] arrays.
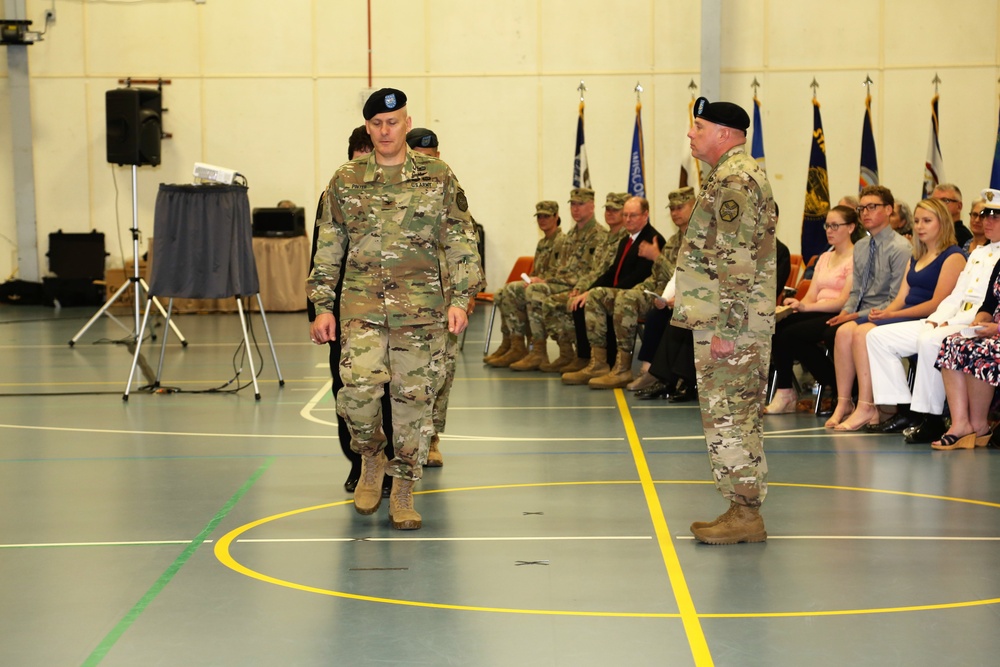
[[634, 81, 643, 105], [577, 80, 587, 103], [688, 79, 698, 100], [863, 74, 874, 96], [811, 78, 819, 99], [751, 77, 760, 98], [932, 73, 942, 95]]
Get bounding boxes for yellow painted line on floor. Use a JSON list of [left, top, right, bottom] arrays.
[[213, 498, 680, 619], [614, 389, 713, 666]]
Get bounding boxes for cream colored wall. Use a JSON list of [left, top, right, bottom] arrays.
[[0, 0, 998, 291]]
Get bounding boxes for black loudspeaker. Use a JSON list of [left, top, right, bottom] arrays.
[[252, 207, 307, 237], [106, 88, 162, 166]]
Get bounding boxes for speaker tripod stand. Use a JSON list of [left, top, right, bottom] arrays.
[[69, 165, 186, 348]]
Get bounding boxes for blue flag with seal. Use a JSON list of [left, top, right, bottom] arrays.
[[801, 98, 831, 263], [991, 104, 1000, 190], [573, 101, 591, 188], [751, 96, 766, 172], [628, 101, 645, 197], [922, 94, 945, 199], [859, 93, 879, 191]]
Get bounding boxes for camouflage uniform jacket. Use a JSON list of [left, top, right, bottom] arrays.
[[533, 229, 564, 281], [548, 216, 606, 288], [672, 145, 777, 341], [574, 226, 628, 292], [637, 246, 676, 294], [307, 150, 483, 328]]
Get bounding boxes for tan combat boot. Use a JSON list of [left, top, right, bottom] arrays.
[[354, 451, 387, 515], [559, 355, 589, 374], [510, 338, 549, 371], [539, 340, 576, 372], [689, 502, 739, 531], [488, 335, 527, 368], [588, 351, 634, 389], [690, 503, 766, 544], [389, 477, 422, 530], [426, 434, 443, 467], [627, 370, 657, 391], [561, 347, 610, 385], [483, 333, 511, 364]]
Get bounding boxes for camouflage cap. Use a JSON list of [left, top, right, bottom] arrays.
[[363, 88, 407, 120], [535, 200, 559, 217], [604, 192, 629, 210], [668, 186, 696, 207], [568, 187, 595, 204], [693, 97, 750, 132]]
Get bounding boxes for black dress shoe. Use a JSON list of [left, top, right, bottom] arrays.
[[669, 381, 697, 403], [344, 467, 361, 493], [381, 474, 393, 498], [904, 416, 946, 444], [866, 411, 921, 434], [636, 381, 670, 400]]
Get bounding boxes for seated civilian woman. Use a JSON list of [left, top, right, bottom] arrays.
[[832, 198, 966, 430], [932, 193, 1000, 450], [765, 205, 859, 414], [963, 198, 988, 254]]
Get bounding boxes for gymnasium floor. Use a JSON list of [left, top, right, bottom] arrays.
[[1, 303, 999, 667]]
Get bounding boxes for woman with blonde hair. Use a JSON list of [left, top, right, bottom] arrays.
[[830, 198, 967, 430]]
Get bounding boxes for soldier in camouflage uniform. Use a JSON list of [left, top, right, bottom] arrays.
[[492, 188, 605, 369], [405, 127, 482, 467], [629, 186, 696, 393], [525, 192, 627, 373], [308, 89, 482, 530], [551, 192, 631, 373], [562, 196, 666, 386], [672, 98, 777, 545], [483, 201, 564, 366]]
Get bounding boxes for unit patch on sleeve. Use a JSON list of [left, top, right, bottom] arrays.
[[719, 199, 740, 223]]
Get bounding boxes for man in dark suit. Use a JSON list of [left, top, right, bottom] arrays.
[[562, 196, 666, 385]]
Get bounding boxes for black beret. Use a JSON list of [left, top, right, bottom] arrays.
[[363, 88, 407, 120], [406, 128, 438, 149], [693, 97, 750, 132]]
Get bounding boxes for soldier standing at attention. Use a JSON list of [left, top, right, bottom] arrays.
[[672, 97, 777, 545], [308, 88, 482, 530]]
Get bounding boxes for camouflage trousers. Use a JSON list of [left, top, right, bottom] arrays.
[[498, 281, 530, 337], [691, 329, 770, 507], [338, 320, 448, 480], [492, 287, 510, 336], [584, 286, 654, 355], [432, 330, 459, 433], [532, 285, 574, 342]]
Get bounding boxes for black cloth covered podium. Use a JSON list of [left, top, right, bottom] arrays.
[[149, 184, 260, 298]]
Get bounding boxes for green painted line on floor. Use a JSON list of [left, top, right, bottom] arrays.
[[80, 457, 274, 667]]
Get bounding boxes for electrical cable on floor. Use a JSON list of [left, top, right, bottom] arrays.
[[132, 301, 266, 396]]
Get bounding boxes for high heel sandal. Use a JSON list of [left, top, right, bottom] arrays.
[[764, 390, 798, 415], [834, 400, 878, 431], [975, 430, 993, 447], [931, 433, 977, 450], [824, 397, 854, 429]]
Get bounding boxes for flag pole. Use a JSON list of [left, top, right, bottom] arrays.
[[629, 82, 646, 198]]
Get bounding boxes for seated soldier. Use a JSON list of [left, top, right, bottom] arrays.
[[483, 201, 564, 365], [561, 196, 666, 385]]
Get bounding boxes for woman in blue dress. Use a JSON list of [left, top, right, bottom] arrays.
[[834, 198, 967, 430]]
